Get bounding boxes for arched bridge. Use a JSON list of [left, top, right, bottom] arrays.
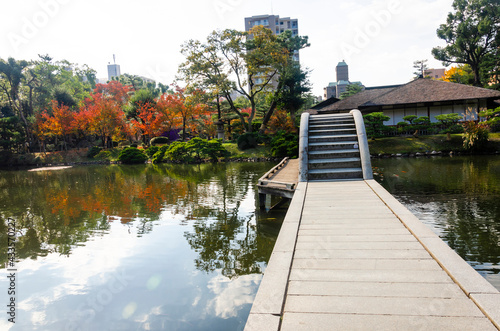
[[249, 110, 500, 330]]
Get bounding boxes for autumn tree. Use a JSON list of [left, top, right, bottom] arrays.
[[163, 87, 208, 141], [81, 92, 129, 148], [37, 101, 76, 150], [441, 64, 475, 85], [432, 0, 500, 87]]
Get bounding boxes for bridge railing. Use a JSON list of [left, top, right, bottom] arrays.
[[350, 109, 373, 180], [298, 112, 310, 182]]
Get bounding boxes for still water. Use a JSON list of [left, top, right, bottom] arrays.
[[0, 163, 285, 331], [372, 155, 500, 291]]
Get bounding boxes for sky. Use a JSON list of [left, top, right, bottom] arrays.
[[0, 0, 455, 98]]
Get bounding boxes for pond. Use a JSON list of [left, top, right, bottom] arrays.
[[372, 155, 500, 291], [0, 163, 286, 331]]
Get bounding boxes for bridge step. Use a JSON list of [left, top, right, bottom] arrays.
[[308, 168, 363, 180], [309, 128, 357, 135], [309, 157, 361, 170], [309, 134, 358, 143], [309, 119, 354, 125], [309, 149, 361, 159], [309, 122, 355, 128], [309, 141, 359, 151]]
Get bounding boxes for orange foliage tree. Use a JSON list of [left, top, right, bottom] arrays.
[[35, 101, 76, 150], [130, 102, 170, 144], [162, 87, 209, 141], [266, 109, 296, 134], [81, 92, 129, 148]]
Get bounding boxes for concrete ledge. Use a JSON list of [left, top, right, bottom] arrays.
[[244, 182, 308, 331], [244, 314, 281, 331], [470, 293, 500, 329], [365, 179, 500, 329]]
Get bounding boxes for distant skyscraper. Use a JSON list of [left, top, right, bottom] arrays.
[[107, 64, 121, 81], [107, 55, 121, 81], [244, 15, 300, 62]]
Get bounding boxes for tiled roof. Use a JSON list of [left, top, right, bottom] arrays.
[[316, 79, 500, 113], [317, 86, 397, 112]]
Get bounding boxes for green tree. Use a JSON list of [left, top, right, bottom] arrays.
[[261, 60, 311, 130], [179, 27, 310, 134], [432, 0, 500, 86], [413, 59, 429, 78], [0, 57, 32, 146], [363, 112, 390, 138], [340, 83, 363, 100], [126, 89, 157, 120]]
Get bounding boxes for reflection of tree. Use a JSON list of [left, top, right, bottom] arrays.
[[185, 207, 278, 279], [373, 156, 500, 268], [0, 162, 282, 275], [441, 198, 500, 267], [182, 162, 281, 279]]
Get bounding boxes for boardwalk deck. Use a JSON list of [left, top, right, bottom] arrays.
[[257, 159, 299, 207], [246, 180, 500, 330]]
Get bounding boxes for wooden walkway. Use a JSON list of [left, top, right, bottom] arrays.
[[257, 158, 299, 207], [246, 179, 500, 330], [268, 159, 299, 185]]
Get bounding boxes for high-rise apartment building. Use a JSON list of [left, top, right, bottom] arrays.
[[244, 15, 300, 62]]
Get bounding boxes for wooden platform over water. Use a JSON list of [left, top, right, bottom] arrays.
[[246, 179, 500, 330], [257, 158, 299, 203]]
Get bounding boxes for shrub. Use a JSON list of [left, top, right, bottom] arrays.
[[435, 113, 462, 126], [164, 141, 191, 163], [270, 131, 299, 158], [151, 145, 168, 164], [95, 150, 112, 160], [150, 136, 169, 146], [439, 124, 464, 134], [414, 116, 430, 126], [363, 112, 390, 138], [87, 146, 102, 158], [237, 132, 260, 150], [199, 139, 230, 161], [402, 115, 417, 124], [163, 138, 230, 163], [251, 120, 263, 133], [118, 147, 148, 164], [462, 121, 489, 151], [144, 146, 159, 159]]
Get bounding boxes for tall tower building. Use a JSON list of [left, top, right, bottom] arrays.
[[244, 15, 300, 62], [336, 60, 349, 81], [107, 55, 121, 81], [324, 61, 364, 99]]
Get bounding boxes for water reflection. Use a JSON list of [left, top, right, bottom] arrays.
[[0, 162, 284, 330], [373, 155, 500, 289]]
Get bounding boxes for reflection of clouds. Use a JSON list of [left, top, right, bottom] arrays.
[[15, 222, 139, 328], [206, 273, 262, 319]]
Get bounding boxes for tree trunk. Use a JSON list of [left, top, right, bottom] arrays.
[[258, 100, 278, 134]]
